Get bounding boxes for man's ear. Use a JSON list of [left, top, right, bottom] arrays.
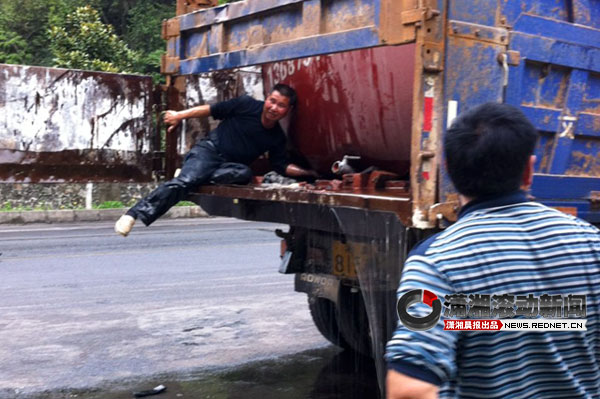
[[522, 155, 536, 188]]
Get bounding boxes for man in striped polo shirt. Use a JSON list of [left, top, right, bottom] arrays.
[[385, 103, 600, 399]]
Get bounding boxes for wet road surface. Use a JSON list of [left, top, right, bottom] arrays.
[[27, 347, 379, 399], [0, 218, 379, 399]]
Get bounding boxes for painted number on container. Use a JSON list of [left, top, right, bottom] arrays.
[[266, 57, 320, 88]]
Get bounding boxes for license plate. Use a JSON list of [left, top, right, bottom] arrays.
[[331, 240, 368, 278]]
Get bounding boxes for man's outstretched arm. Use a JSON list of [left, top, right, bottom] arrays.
[[164, 105, 211, 133], [387, 369, 438, 399]]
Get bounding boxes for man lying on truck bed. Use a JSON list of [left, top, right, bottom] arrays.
[[385, 103, 600, 399], [115, 84, 317, 236]]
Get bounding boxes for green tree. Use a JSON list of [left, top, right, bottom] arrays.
[[0, 0, 79, 65], [125, 0, 173, 81], [0, 28, 28, 64], [49, 5, 139, 73]]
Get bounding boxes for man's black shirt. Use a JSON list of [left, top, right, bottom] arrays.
[[209, 96, 289, 174]]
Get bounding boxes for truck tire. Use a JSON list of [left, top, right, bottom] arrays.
[[335, 285, 372, 357], [308, 296, 351, 350], [308, 286, 372, 356]]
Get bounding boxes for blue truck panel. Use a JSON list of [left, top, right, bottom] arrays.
[[441, 0, 600, 223], [172, 0, 389, 73]]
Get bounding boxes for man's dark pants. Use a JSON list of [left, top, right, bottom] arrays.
[[130, 140, 252, 226]]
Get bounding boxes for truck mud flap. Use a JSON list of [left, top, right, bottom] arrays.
[[295, 273, 340, 304]]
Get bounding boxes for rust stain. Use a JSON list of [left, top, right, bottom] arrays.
[[537, 139, 554, 172], [302, 3, 321, 36], [246, 24, 265, 47], [190, 33, 209, 58], [553, 206, 578, 217], [581, 95, 600, 115], [566, 150, 600, 177], [323, 3, 374, 34], [0, 64, 155, 182], [221, 2, 373, 54], [268, 24, 302, 46], [194, 174, 413, 225], [543, 113, 551, 124], [593, 116, 600, 132], [548, 67, 569, 108]]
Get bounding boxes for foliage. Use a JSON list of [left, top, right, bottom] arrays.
[[94, 201, 125, 209], [49, 5, 139, 73], [0, 28, 29, 65], [0, 0, 176, 78], [176, 201, 197, 207], [0, 0, 79, 65], [125, 0, 174, 81]]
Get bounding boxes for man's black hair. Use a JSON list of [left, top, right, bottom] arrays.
[[444, 102, 539, 198], [272, 83, 297, 107]]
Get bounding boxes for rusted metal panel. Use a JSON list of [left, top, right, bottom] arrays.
[[408, 0, 446, 229], [176, 0, 218, 16], [192, 180, 413, 226], [380, 0, 439, 45], [163, 0, 435, 74], [0, 64, 155, 182], [262, 46, 415, 178]]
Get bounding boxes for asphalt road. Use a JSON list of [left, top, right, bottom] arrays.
[[0, 218, 331, 398]]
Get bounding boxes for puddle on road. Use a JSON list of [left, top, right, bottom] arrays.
[[25, 346, 379, 399]]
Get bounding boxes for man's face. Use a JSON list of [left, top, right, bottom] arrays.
[[262, 90, 291, 122]]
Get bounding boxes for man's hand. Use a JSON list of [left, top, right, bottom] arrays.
[[163, 105, 211, 133], [164, 110, 182, 133], [387, 369, 438, 399]]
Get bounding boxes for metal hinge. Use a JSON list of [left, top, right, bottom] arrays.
[[161, 54, 180, 75], [401, 6, 440, 26], [381, 1, 440, 45], [162, 18, 181, 40], [497, 51, 520, 87]]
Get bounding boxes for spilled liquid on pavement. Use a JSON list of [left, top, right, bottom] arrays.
[[26, 346, 379, 399]]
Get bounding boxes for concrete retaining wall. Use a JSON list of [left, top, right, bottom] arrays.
[[0, 182, 159, 210]]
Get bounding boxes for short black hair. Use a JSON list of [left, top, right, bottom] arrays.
[[444, 102, 539, 198], [271, 83, 297, 107]]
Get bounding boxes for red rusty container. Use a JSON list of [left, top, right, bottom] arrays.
[[263, 45, 416, 177]]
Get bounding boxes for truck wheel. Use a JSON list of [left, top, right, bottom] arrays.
[[308, 286, 372, 356], [308, 296, 351, 350], [335, 285, 372, 357]]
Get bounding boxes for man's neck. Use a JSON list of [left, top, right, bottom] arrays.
[[261, 114, 276, 129], [458, 194, 473, 207]]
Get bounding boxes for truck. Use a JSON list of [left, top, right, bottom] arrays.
[[160, 0, 600, 390]]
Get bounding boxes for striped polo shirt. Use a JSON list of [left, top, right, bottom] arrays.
[[385, 191, 600, 398]]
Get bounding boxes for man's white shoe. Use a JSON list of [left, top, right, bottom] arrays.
[[115, 215, 136, 237]]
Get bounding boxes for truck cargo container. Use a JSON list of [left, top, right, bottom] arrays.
[[161, 0, 600, 392]]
